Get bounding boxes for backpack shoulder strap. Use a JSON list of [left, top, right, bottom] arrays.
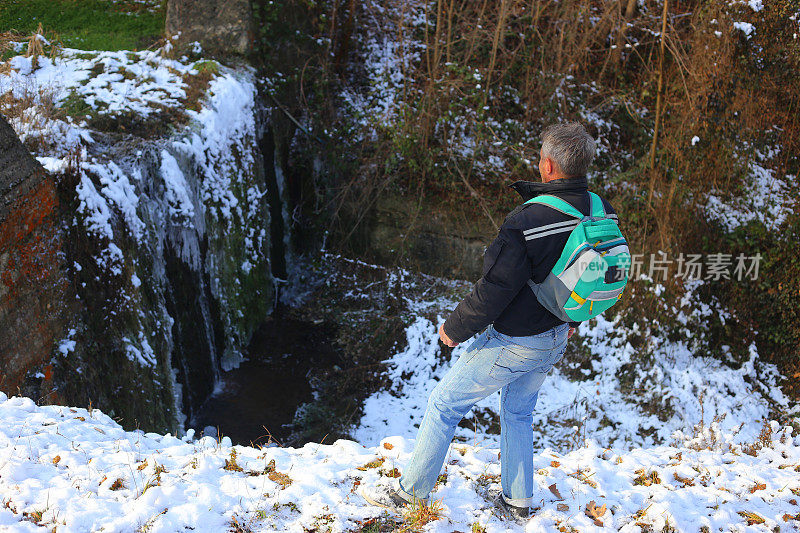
[[588, 192, 606, 218], [524, 194, 584, 219]]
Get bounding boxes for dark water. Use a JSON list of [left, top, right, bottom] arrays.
[[190, 313, 339, 447]]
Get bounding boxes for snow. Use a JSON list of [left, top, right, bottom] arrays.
[[123, 332, 157, 367], [2, 42, 267, 290], [2, 51, 191, 119], [746, 0, 764, 12], [338, 0, 427, 136], [174, 73, 256, 223], [57, 329, 77, 357], [75, 169, 115, 242], [0, 392, 798, 532], [704, 147, 793, 232], [354, 307, 791, 452], [734, 21, 756, 38], [87, 160, 145, 241], [160, 150, 196, 224]]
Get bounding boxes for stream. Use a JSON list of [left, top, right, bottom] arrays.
[[189, 312, 340, 447]]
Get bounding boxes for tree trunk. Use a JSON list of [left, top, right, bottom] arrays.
[[647, 0, 669, 205]]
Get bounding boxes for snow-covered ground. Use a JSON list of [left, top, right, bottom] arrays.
[[1, 391, 799, 532], [3, 258, 797, 531], [355, 274, 795, 453], [354, 316, 791, 453], [2, 7, 798, 533], [704, 147, 795, 232]]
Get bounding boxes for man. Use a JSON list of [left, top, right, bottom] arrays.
[[363, 122, 617, 522]]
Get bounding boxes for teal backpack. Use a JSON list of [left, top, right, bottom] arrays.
[[524, 192, 629, 322]]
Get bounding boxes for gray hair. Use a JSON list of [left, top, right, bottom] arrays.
[[540, 122, 596, 177]]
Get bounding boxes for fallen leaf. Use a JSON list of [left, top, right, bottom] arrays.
[[749, 482, 766, 493], [382, 442, 394, 450], [52, 455, 61, 465], [551, 460, 560, 468], [137, 460, 148, 471], [268, 470, 292, 489], [585, 500, 607, 526], [557, 503, 569, 511], [548, 483, 564, 500], [738, 511, 765, 525]]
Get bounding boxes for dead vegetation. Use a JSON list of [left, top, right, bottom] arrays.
[[293, 0, 800, 401]]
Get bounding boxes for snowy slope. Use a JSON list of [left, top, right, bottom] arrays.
[[1, 391, 799, 532], [355, 281, 794, 453]]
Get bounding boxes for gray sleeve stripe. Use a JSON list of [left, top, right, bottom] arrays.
[[523, 220, 578, 236], [524, 225, 576, 241]]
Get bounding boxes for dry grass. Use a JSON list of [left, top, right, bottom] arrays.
[[742, 419, 775, 457], [398, 497, 445, 532], [0, 24, 70, 152], [227, 514, 255, 533], [632, 469, 661, 487], [0, 81, 65, 152], [322, 0, 800, 291], [223, 449, 244, 472], [471, 522, 487, 533]]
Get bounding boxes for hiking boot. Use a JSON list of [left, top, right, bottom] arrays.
[[490, 490, 530, 524], [360, 482, 418, 513]]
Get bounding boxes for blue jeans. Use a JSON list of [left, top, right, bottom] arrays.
[[398, 322, 569, 506]]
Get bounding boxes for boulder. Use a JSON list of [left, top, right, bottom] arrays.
[[165, 0, 254, 56]]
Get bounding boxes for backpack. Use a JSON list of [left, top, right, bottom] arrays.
[[523, 191, 629, 322]]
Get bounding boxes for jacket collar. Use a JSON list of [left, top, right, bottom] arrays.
[[509, 176, 588, 202]]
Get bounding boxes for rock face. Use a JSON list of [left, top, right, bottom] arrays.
[[0, 69, 275, 434], [0, 115, 72, 399], [166, 0, 253, 55], [365, 195, 492, 281]]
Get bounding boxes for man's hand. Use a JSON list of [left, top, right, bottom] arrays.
[[439, 324, 458, 348], [568, 326, 576, 339]]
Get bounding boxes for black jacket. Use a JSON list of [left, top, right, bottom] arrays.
[[442, 176, 618, 344]]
